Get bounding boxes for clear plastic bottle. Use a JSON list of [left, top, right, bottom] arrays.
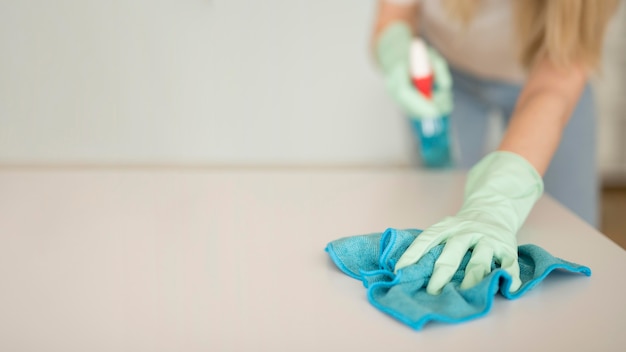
[[409, 39, 453, 168], [410, 115, 452, 168]]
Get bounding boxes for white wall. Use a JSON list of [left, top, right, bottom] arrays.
[[595, 0, 626, 184], [0, 0, 417, 165], [1, 0, 625, 179]]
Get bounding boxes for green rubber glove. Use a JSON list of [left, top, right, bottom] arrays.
[[394, 151, 544, 294], [376, 22, 453, 119]]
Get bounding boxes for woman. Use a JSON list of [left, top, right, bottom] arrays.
[[373, 0, 618, 294]]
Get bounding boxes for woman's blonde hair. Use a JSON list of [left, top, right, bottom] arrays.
[[442, 0, 620, 69]]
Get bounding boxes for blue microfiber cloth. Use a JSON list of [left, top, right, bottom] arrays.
[[325, 228, 591, 330]]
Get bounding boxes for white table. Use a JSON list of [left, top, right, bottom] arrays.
[[1, 168, 624, 352]]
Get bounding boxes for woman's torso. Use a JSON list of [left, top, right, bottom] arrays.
[[419, 0, 525, 83]]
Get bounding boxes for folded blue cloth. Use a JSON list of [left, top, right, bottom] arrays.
[[325, 228, 591, 330]]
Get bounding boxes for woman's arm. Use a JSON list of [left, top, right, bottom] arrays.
[[498, 57, 588, 175], [395, 56, 587, 293], [372, 0, 420, 46]]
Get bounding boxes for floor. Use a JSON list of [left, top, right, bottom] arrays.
[[601, 186, 626, 249]]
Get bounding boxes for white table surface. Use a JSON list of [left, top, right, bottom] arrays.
[[0, 168, 624, 352]]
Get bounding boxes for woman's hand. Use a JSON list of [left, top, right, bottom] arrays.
[[394, 152, 544, 294], [372, 1, 452, 119], [375, 23, 453, 119]]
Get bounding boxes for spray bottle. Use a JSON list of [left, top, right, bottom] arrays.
[[408, 39, 453, 168]]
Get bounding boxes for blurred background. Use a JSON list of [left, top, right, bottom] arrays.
[[0, 1, 624, 245]]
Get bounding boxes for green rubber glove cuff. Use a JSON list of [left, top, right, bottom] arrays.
[[376, 22, 413, 74], [460, 151, 544, 232]]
